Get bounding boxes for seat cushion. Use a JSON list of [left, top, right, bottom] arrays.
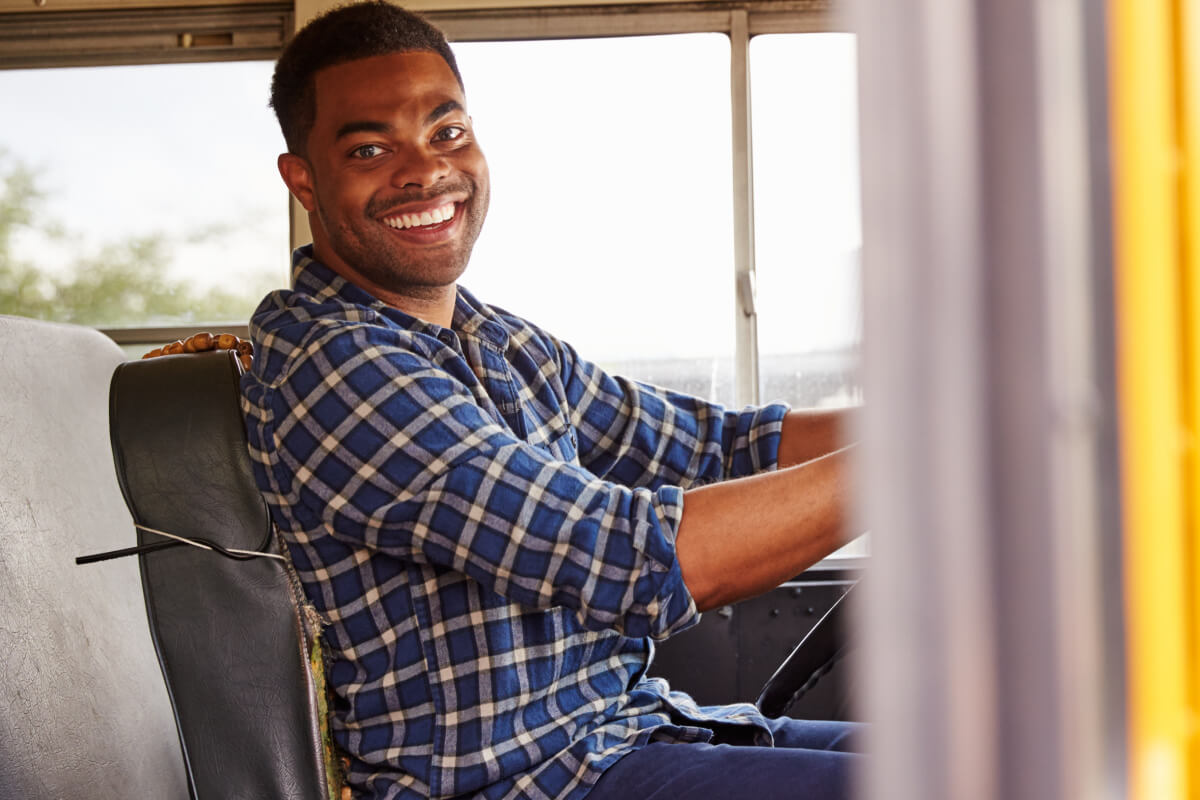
[[0, 315, 187, 799]]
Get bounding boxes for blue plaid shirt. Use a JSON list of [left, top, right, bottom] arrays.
[[242, 248, 788, 800]]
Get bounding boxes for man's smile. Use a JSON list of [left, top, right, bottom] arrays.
[[382, 201, 458, 231]]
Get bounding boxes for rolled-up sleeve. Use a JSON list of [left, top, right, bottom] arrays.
[[265, 323, 697, 640], [549, 335, 790, 489]]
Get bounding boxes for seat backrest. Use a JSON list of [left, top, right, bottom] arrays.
[[0, 315, 188, 799], [108, 349, 339, 800]]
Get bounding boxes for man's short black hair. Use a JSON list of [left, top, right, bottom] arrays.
[[270, 1, 464, 155]]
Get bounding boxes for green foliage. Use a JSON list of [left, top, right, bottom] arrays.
[[0, 155, 38, 252], [0, 149, 276, 327]]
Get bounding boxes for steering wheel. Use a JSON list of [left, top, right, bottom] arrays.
[[754, 581, 858, 718]]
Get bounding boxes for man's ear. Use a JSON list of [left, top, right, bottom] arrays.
[[278, 153, 317, 212]]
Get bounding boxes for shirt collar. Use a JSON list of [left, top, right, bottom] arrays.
[[290, 246, 511, 349]]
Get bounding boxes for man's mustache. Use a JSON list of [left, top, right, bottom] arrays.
[[365, 178, 475, 216]]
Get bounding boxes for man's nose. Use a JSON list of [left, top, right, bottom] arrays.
[[391, 145, 450, 189]]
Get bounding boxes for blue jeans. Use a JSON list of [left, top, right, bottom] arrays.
[[586, 718, 862, 800]]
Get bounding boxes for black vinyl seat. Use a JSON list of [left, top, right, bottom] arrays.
[[108, 350, 341, 800]]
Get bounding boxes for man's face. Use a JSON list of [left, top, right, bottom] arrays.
[[279, 51, 490, 308]]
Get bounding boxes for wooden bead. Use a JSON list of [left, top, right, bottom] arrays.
[[184, 332, 214, 352]]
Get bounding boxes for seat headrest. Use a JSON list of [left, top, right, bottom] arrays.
[[109, 350, 270, 556]]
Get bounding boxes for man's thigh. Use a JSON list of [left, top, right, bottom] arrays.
[[762, 716, 861, 753], [586, 720, 862, 800]]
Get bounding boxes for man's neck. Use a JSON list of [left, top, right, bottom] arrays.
[[311, 248, 458, 327], [384, 286, 457, 328]]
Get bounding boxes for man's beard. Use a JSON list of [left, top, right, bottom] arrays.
[[321, 176, 488, 299]]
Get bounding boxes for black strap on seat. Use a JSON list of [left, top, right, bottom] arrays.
[[108, 350, 336, 800]]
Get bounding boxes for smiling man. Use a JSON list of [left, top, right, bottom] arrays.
[[276, 47, 487, 322], [243, 3, 860, 799]]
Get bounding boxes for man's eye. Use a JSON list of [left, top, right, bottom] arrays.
[[434, 126, 465, 143], [351, 144, 384, 159]]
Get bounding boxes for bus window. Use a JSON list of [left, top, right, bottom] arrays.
[[0, 60, 288, 332], [451, 34, 737, 405], [751, 33, 862, 410]]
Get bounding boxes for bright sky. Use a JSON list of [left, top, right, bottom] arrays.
[[0, 33, 860, 362]]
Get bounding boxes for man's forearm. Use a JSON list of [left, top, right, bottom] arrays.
[[674, 445, 854, 611], [777, 408, 858, 468]]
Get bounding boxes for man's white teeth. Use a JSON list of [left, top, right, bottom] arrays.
[[385, 204, 456, 230]]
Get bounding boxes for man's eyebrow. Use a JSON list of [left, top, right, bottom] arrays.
[[426, 100, 464, 125], [332, 101, 464, 141], [334, 120, 392, 141]]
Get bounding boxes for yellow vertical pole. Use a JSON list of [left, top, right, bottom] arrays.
[[1108, 0, 1198, 796], [1178, 0, 1200, 786]]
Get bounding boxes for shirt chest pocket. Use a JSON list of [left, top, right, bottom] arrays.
[[526, 411, 579, 466]]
